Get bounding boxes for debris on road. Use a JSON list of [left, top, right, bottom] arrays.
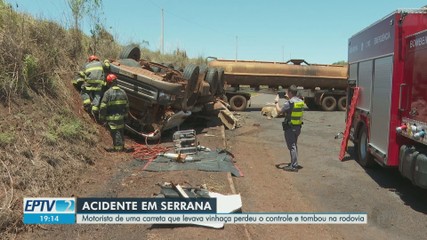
[[131, 143, 170, 161], [143, 149, 243, 177], [261, 104, 278, 119], [218, 108, 239, 130], [173, 129, 198, 154], [156, 182, 242, 229]]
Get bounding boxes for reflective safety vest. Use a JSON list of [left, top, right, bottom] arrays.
[[290, 101, 304, 126], [99, 86, 129, 129], [84, 61, 106, 91]]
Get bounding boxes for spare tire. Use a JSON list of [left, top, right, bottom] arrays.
[[229, 95, 247, 111], [119, 45, 141, 61], [206, 68, 219, 96], [321, 96, 337, 111]]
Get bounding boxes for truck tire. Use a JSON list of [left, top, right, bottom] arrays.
[[217, 68, 225, 95], [206, 68, 219, 96], [119, 45, 141, 61], [183, 64, 199, 93], [337, 96, 347, 111], [356, 124, 375, 167], [305, 98, 318, 110], [229, 95, 247, 111], [321, 96, 337, 111]]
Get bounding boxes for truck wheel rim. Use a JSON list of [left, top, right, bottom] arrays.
[[325, 99, 334, 107]]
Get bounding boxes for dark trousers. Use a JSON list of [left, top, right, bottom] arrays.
[[109, 126, 124, 151], [81, 88, 102, 114], [284, 126, 301, 168]]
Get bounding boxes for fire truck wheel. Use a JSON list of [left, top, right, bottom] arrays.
[[229, 95, 247, 111], [119, 45, 141, 61], [321, 96, 337, 111], [206, 68, 219, 96], [337, 96, 347, 111], [356, 125, 375, 167]]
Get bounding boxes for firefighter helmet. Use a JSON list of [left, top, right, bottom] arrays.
[[88, 55, 99, 62], [106, 73, 117, 83]]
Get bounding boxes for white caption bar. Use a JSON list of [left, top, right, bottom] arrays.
[[77, 213, 367, 224]]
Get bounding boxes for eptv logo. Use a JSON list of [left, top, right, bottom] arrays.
[[24, 198, 75, 213]]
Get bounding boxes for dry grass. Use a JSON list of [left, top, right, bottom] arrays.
[[0, 95, 102, 237], [0, 1, 106, 236]]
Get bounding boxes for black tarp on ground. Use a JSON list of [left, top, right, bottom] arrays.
[[142, 149, 243, 177]]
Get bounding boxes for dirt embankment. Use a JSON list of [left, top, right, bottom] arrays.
[[0, 83, 119, 238], [0, 1, 124, 237]]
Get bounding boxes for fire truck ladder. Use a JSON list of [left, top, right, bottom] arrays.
[[339, 87, 360, 161]]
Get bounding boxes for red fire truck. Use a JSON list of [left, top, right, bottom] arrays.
[[347, 9, 427, 188]]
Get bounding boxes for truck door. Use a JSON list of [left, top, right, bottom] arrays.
[[369, 56, 394, 159]]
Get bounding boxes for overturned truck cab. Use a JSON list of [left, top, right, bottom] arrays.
[[108, 46, 234, 140], [108, 47, 202, 139]]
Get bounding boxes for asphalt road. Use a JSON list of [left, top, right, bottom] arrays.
[[15, 91, 427, 240], [227, 91, 427, 240]]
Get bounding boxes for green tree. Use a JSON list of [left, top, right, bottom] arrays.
[[67, 0, 102, 59]]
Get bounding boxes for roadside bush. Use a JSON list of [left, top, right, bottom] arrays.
[[0, 132, 15, 147]]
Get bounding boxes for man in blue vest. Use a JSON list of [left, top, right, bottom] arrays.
[[275, 85, 304, 172]]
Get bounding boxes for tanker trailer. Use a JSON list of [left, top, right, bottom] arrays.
[[208, 58, 348, 111]]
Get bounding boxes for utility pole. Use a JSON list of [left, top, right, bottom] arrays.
[[235, 35, 238, 62], [161, 8, 164, 54]]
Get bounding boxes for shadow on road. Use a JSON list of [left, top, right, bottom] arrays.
[[344, 146, 427, 213], [343, 146, 427, 214], [365, 167, 427, 214]]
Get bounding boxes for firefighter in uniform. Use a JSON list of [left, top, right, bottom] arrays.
[[79, 55, 110, 116], [99, 74, 129, 152], [275, 85, 304, 172]]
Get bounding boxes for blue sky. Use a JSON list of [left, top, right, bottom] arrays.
[[7, 0, 427, 64]]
